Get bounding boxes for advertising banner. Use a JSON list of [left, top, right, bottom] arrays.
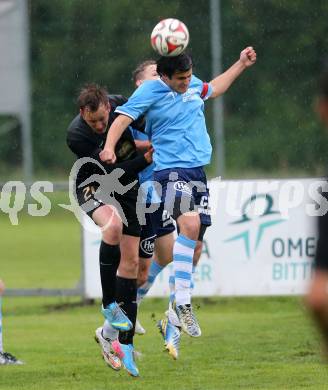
[[82, 178, 321, 298]]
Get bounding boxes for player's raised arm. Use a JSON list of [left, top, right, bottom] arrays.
[[100, 114, 133, 163], [209, 46, 257, 99]]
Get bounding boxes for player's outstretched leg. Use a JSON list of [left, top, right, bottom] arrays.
[[157, 318, 181, 360], [102, 302, 133, 332], [166, 267, 196, 328], [136, 260, 165, 335], [173, 234, 201, 337], [94, 327, 122, 370]]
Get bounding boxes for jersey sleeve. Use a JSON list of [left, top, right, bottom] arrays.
[[67, 134, 101, 160], [115, 81, 157, 121], [130, 115, 146, 133], [192, 75, 213, 101]]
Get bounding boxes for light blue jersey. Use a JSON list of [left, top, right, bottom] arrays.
[[116, 75, 213, 171], [129, 127, 153, 184], [129, 127, 159, 204]]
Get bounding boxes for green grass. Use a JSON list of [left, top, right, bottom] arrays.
[[0, 192, 81, 289], [1, 192, 328, 388], [0, 297, 328, 389]]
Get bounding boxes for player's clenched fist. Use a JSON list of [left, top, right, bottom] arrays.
[[100, 148, 116, 164], [240, 46, 257, 67]]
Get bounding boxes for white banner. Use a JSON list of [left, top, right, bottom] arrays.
[[82, 178, 322, 298]]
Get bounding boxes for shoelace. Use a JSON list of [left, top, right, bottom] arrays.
[[113, 302, 128, 320], [180, 306, 196, 327]]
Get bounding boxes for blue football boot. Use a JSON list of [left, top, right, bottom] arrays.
[[101, 302, 132, 332], [157, 318, 181, 360], [120, 343, 139, 377]]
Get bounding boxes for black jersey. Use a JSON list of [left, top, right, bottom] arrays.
[[67, 95, 148, 187]]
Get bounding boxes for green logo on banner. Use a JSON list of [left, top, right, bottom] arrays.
[[224, 194, 286, 259]]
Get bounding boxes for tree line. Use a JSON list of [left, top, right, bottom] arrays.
[[2, 0, 327, 178]]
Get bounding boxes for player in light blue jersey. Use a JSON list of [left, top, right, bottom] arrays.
[[101, 47, 257, 338], [131, 61, 201, 358], [121, 74, 212, 171], [129, 61, 176, 337]]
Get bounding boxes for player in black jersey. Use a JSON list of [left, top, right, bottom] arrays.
[[307, 63, 328, 357], [67, 84, 152, 376]]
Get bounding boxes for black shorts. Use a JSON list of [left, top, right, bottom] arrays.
[[138, 205, 208, 259], [139, 206, 175, 259], [75, 182, 141, 237], [153, 167, 212, 226]]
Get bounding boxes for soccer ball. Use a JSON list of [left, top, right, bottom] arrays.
[[150, 18, 189, 57]]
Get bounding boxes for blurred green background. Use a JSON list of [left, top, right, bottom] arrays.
[[1, 0, 328, 180]]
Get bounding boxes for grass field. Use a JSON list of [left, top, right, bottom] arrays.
[[1, 192, 328, 389], [1, 192, 81, 289], [1, 296, 328, 390]]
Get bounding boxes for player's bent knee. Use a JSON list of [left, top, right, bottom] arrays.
[[181, 225, 199, 240], [178, 215, 200, 240], [102, 221, 122, 243], [93, 206, 123, 243]]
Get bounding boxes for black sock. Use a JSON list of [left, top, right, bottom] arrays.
[[99, 241, 120, 307], [116, 276, 137, 345]]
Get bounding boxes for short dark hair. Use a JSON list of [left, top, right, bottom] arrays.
[[319, 60, 328, 99], [156, 53, 193, 79], [77, 83, 109, 111], [132, 60, 156, 84]]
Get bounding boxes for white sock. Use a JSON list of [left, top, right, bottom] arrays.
[[173, 234, 196, 306], [169, 264, 196, 304], [102, 319, 118, 341]]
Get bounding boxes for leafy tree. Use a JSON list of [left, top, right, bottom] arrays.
[[25, 0, 328, 178]]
